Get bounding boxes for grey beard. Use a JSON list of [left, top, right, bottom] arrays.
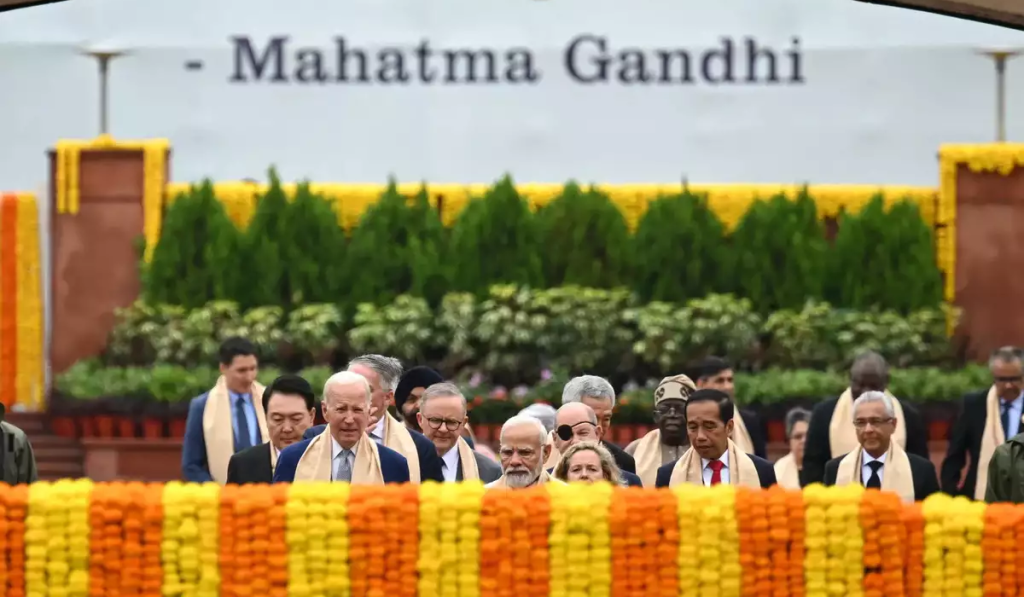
[[504, 467, 541, 489]]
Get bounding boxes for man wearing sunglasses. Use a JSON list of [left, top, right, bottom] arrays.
[[550, 402, 642, 486], [417, 382, 501, 483]]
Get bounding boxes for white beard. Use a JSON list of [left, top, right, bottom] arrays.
[[504, 466, 541, 488]]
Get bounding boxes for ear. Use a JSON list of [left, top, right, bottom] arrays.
[[725, 419, 735, 436], [417, 412, 425, 428], [219, 363, 228, 376], [307, 408, 316, 421], [386, 390, 396, 407], [542, 442, 552, 462], [595, 424, 604, 440]]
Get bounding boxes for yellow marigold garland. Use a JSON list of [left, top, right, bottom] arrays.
[[454, 483, 485, 597], [417, 482, 442, 597], [25, 480, 92, 597], [286, 482, 350, 597], [161, 482, 220, 597], [13, 193, 43, 411]]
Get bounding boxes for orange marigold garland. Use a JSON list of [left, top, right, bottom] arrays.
[[861, 490, 905, 597], [735, 487, 759, 596], [982, 503, 1021, 597], [347, 486, 377, 597], [631, 488, 652, 597], [218, 484, 238, 597], [609, 487, 629, 597], [392, 484, 419, 597], [525, 487, 551, 597], [120, 483, 147, 597], [141, 485, 163, 597], [766, 486, 792, 597], [266, 485, 289, 597], [901, 503, 925, 597], [784, 486, 805, 597], [655, 487, 679, 597], [479, 488, 512, 597], [0, 483, 28, 597]]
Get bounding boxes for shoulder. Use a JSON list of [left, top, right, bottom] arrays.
[[811, 396, 840, 415], [377, 443, 410, 468], [231, 442, 270, 463], [654, 461, 675, 488], [747, 453, 776, 481], [0, 421, 27, 440], [188, 393, 210, 411], [278, 439, 312, 466], [621, 470, 643, 487], [475, 452, 502, 473], [907, 452, 937, 471], [303, 425, 326, 440], [824, 455, 845, 474], [409, 429, 435, 452], [963, 389, 989, 404]]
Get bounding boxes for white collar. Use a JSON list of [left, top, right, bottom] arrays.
[[862, 449, 887, 465], [331, 435, 358, 459], [441, 444, 460, 471], [701, 448, 730, 470], [369, 416, 386, 440]]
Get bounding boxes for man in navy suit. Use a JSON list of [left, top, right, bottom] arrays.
[[275, 371, 409, 484], [548, 402, 643, 486]]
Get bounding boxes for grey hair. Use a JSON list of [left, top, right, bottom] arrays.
[[850, 351, 888, 379], [989, 346, 1024, 368], [347, 354, 403, 392], [323, 371, 372, 405], [561, 375, 616, 407], [500, 414, 548, 446], [518, 403, 557, 433], [784, 407, 811, 439], [420, 382, 467, 412], [853, 390, 895, 418], [557, 402, 598, 425]]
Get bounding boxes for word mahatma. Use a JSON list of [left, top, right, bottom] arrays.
[[230, 35, 804, 85]]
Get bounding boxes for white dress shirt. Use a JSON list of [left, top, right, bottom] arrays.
[[331, 436, 357, 481], [700, 449, 731, 486], [440, 445, 460, 483], [861, 450, 886, 486], [369, 417, 386, 445]]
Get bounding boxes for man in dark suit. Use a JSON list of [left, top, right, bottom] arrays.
[[560, 375, 636, 474], [655, 390, 776, 488], [692, 357, 768, 459], [822, 390, 939, 501], [550, 402, 642, 486], [227, 374, 316, 485], [415, 382, 501, 483], [942, 346, 1024, 500]]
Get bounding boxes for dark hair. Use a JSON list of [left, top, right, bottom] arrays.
[[262, 374, 316, 413], [784, 407, 811, 439], [695, 356, 732, 381], [685, 388, 734, 423], [218, 337, 257, 366]]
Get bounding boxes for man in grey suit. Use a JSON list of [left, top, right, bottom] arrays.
[[418, 382, 502, 483]]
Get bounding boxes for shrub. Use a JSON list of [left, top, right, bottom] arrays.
[[631, 189, 732, 302], [346, 295, 437, 362], [534, 183, 631, 288], [281, 182, 347, 304], [239, 171, 290, 308]]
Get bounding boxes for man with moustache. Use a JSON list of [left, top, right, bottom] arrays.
[[487, 415, 566, 489], [549, 402, 642, 486], [626, 375, 695, 487], [227, 374, 316, 484], [692, 357, 767, 458], [417, 382, 501, 483], [395, 366, 444, 433]]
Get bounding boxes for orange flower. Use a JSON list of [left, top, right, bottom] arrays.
[[765, 486, 791, 597], [901, 503, 925, 597], [266, 485, 289, 597], [524, 487, 551, 597], [735, 487, 758, 596], [656, 488, 679, 597], [141, 484, 163, 596], [784, 487, 805, 597], [1, 484, 28, 597], [609, 487, 629, 597], [860, 490, 904, 597]]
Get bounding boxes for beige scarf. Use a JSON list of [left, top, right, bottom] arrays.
[[730, 412, 756, 455], [834, 442, 915, 503], [829, 388, 906, 458], [632, 429, 665, 488], [456, 437, 480, 481], [974, 386, 1007, 500], [381, 412, 421, 483], [293, 427, 384, 485], [773, 453, 801, 490], [667, 440, 762, 488], [202, 377, 269, 484], [485, 470, 565, 489]]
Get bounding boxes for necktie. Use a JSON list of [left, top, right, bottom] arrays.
[[708, 459, 724, 486], [866, 461, 883, 489], [234, 394, 254, 451], [334, 450, 352, 482], [1001, 402, 1012, 439]]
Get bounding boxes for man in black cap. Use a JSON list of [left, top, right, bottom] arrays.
[[0, 403, 38, 484], [395, 366, 445, 433]]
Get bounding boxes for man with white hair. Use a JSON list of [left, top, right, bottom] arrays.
[[822, 391, 938, 502], [560, 375, 636, 474], [303, 355, 445, 483], [549, 402, 642, 486], [486, 415, 566, 489], [274, 371, 410, 484]]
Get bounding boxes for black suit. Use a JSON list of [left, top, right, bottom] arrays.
[[823, 451, 940, 501], [302, 424, 445, 483], [602, 440, 636, 474], [458, 451, 503, 483], [940, 389, 991, 496], [226, 442, 274, 485], [653, 453, 777, 488], [738, 408, 768, 459], [801, 396, 929, 487]]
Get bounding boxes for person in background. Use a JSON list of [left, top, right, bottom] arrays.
[[227, 374, 316, 485], [394, 366, 444, 433], [274, 371, 409, 485], [552, 441, 623, 485], [0, 403, 37, 484], [774, 407, 810, 490], [486, 415, 566, 489], [559, 375, 637, 474], [549, 402, 642, 486], [801, 351, 929, 486], [655, 389, 776, 489], [692, 357, 767, 458], [943, 346, 1024, 499], [823, 391, 939, 502], [626, 375, 697, 487], [518, 402, 561, 470], [417, 382, 502, 483], [182, 337, 269, 484]]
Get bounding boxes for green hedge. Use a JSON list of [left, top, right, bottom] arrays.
[[145, 177, 942, 314], [103, 287, 958, 387]]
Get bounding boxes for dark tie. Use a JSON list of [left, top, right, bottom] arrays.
[[235, 395, 254, 451], [1001, 402, 1012, 439], [865, 461, 883, 489]]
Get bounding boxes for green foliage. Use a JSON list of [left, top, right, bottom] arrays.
[[631, 189, 732, 302], [143, 181, 241, 308], [447, 176, 543, 295], [239, 170, 290, 308], [342, 182, 448, 307], [346, 295, 438, 362], [534, 183, 631, 288], [826, 196, 943, 312], [281, 182, 347, 304], [730, 190, 828, 312]]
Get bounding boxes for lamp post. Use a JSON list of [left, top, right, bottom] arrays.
[[977, 49, 1022, 142], [81, 47, 128, 136]]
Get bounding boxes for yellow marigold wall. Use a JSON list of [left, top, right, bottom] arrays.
[[0, 192, 44, 411]]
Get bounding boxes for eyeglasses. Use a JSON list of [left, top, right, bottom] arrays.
[[995, 375, 1024, 383], [498, 446, 537, 460], [655, 403, 685, 416], [555, 421, 598, 441], [424, 416, 463, 431], [853, 417, 893, 429]]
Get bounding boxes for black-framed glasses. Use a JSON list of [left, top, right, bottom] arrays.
[[556, 421, 598, 441], [425, 416, 463, 431], [655, 403, 685, 416]]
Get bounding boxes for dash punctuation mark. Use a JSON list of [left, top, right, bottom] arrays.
[[185, 60, 204, 71]]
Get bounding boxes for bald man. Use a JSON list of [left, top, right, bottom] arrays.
[[550, 403, 642, 487]]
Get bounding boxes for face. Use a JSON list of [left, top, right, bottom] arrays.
[[685, 400, 733, 461], [322, 382, 371, 449], [402, 387, 427, 431], [698, 369, 735, 399], [654, 399, 686, 437], [850, 371, 886, 400], [788, 420, 808, 466], [417, 395, 467, 455], [581, 396, 613, 435], [991, 358, 1024, 402], [220, 354, 258, 394], [553, 407, 602, 454], [498, 424, 548, 488], [853, 400, 896, 457], [348, 364, 393, 426], [266, 393, 315, 451], [565, 450, 604, 483]]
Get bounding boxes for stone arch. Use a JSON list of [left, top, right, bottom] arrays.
[[856, 0, 1024, 30]]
